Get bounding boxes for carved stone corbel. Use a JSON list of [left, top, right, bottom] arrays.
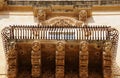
[[56, 42, 65, 78], [103, 42, 112, 78], [7, 42, 17, 78], [79, 41, 89, 78], [31, 41, 41, 78]]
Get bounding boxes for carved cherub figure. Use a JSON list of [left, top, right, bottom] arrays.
[[80, 41, 88, 52], [7, 42, 16, 57], [104, 42, 112, 53], [32, 42, 40, 52], [79, 10, 87, 21], [56, 42, 64, 52]]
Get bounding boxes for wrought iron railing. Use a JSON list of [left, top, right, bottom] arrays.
[[1, 25, 119, 77], [1, 25, 119, 55]]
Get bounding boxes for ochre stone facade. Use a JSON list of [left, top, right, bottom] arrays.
[[0, 1, 120, 78]]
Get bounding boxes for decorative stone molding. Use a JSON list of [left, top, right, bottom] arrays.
[[103, 42, 113, 78], [42, 16, 83, 26], [56, 42, 65, 78], [33, 5, 92, 25], [79, 41, 89, 78], [31, 41, 41, 78]]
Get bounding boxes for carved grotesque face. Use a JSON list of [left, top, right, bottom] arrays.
[[79, 10, 87, 17], [56, 42, 64, 52], [80, 41, 88, 52], [104, 42, 112, 52], [32, 42, 40, 52]]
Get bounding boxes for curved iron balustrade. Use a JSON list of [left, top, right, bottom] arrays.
[[1, 25, 119, 78], [1, 25, 119, 54]]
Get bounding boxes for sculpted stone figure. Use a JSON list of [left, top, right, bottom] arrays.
[[56, 42, 65, 78], [7, 42, 17, 78], [103, 42, 112, 78], [104, 42, 112, 53], [80, 41, 88, 52], [7, 42, 16, 58], [32, 42, 41, 52], [56, 42, 64, 52], [31, 41, 41, 59], [31, 41, 41, 78], [79, 10, 87, 22], [79, 41, 89, 78], [38, 10, 46, 21]]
